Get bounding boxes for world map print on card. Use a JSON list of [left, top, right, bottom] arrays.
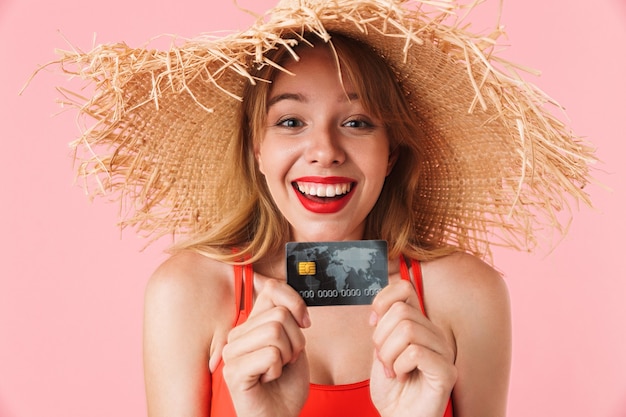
[[286, 241, 388, 306]]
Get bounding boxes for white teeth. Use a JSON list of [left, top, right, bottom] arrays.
[[296, 182, 352, 197]]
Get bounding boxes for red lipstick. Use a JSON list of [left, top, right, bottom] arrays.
[[292, 176, 356, 214]]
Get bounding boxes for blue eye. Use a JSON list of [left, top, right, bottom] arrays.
[[343, 118, 373, 129], [277, 118, 304, 128]]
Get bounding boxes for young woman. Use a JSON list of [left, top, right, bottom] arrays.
[[143, 34, 510, 417], [52, 1, 594, 416]]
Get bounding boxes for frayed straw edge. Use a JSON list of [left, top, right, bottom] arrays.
[[43, 0, 598, 256]]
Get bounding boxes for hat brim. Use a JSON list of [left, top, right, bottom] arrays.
[[55, 0, 594, 255]]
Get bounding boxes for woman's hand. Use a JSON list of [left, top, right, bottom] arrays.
[[220, 278, 311, 417], [369, 280, 457, 417]]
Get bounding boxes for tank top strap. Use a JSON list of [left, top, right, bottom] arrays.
[[399, 255, 426, 315], [243, 263, 254, 314], [233, 263, 243, 313], [233, 262, 254, 317]]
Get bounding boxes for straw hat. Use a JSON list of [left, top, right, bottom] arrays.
[[53, 0, 594, 256]]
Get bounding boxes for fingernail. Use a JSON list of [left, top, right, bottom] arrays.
[[302, 311, 312, 328], [384, 367, 394, 379], [369, 311, 378, 326], [208, 353, 220, 373]]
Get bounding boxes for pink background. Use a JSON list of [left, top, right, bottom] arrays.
[[1, 0, 625, 416]]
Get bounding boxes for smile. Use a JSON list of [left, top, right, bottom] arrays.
[[295, 182, 352, 197], [292, 177, 356, 214]]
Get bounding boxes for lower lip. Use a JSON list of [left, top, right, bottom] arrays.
[[293, 185, 355, 214]]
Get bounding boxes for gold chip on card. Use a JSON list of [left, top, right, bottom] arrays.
[[298, 261, 316, 275]]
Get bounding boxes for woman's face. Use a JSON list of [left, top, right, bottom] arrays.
[[255, 45, 396, 242]]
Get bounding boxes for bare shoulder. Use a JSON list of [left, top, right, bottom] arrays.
[[144, 250, 236, 354], [143, 252, 237, 415], [148, 250, 232, 293], [421, 252, 512, 415], [146, 250, 233, 310], [420, 252, 510, 341], [421, 252, 508, 305], [422, 252, 511, 414], [422, 251, 503, 283]]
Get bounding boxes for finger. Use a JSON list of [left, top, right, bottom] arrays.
[[251, 278, 311, 329], [392, 344, 457, 389], [225, 310, 305, 366], [372, 300, 430, 344], [222, 345, 286, 390], [228, 304, 307, 358], [370, 280, 420, 325], [373, 300, 445, 354], [209, 337, 226, 373], [374, 322, 445, 378]]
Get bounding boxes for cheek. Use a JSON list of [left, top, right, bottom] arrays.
[[366, 145, 393, 177], [256, 141, 280, 177], [256, 141, 294, 181]]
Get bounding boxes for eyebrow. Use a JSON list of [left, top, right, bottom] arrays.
[[266, 91, 360, 108], [267, 93, 306, 108]]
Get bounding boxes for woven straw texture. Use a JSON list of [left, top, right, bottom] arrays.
[[53, 0, 594, 256]]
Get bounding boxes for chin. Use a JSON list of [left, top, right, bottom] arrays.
[[290, 223, 365, 242]]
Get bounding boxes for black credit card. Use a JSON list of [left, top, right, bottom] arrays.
[[285, 240, 388, 306]]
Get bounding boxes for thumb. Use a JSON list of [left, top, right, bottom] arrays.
[[209, 338, 227, 373]]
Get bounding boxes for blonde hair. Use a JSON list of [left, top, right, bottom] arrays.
[[176, 33, 458, 263]]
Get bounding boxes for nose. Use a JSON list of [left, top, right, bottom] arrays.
[[304, 125, 346, 167]]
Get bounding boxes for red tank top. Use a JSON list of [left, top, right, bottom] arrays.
[[209, 257, 454, 417]]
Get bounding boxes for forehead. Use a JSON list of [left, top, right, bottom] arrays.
[[269, 45, 357, 98]]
